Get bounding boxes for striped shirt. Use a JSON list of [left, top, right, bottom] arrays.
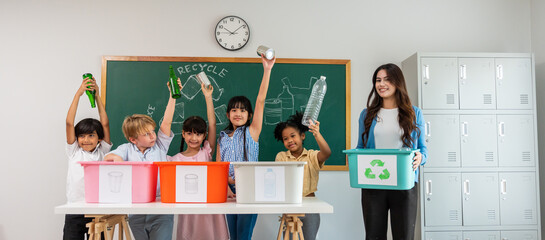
[[218, 126, 259, 179]]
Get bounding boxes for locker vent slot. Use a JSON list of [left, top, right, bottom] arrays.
[[449, 210, 459, 221], [520, 94, 529, 105], [524, 209, 534, 220], [522, 152, 531, 162], [483, 94, 492, 104], [446, 94, 455, 104], [487, 210, 496, 220], [447, 152, 457, 162], [485, 152, 494, 162]]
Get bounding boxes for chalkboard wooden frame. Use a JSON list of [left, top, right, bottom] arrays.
[[101, 56, 350, 171]]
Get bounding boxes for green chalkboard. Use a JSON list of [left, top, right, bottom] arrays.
[[101, 56, 351, 170]]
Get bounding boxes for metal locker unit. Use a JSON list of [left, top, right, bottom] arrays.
[[420, 57, 459, 109], [458, 58, 496, 109], [499, 172, 538, 225], [463, 231, 500, 240], [495, 58, 533, 110], [423, 114, 460, 167], [460, 115, 498, 167], [423, 173, 462, 226], [462, 173, 500, 226], [497, 115, 535, 167], [401, 52, 540, 240]]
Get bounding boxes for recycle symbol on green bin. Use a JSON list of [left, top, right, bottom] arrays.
[[364, 159, 390, 180]]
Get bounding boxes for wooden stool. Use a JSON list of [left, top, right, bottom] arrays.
[[85, 214, 131, 240], [277, 214, 305, 240]]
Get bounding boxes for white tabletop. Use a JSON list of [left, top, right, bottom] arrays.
[[54, 197, 334, 215]]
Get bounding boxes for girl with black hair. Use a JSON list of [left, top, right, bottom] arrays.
[[167, 83, 228, 240], [216, 55, 275, 240], [274, 111, 331, 240]]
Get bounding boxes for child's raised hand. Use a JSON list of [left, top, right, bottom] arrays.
[[308, 120, 321, 135], [261, 54, 276, 71], [78, 77, 96, 96], [167, 78, 183, 98], [200, 83, 213, 98]]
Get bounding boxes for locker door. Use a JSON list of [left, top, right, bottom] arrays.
[[424, 115, 460, 167], [499, 172, 537, 225], [425, 231, 462, 240], [500, 231, 538, 240], [463, 231, 500, 240], [497, 115, 535, 167], [421, 58, 459, 109], [458, 58, 496, 109], [462, 173, 500, 226], [496, 58, 533, 109], [424, 173, 462, 226], [460, 115, 498, 167]]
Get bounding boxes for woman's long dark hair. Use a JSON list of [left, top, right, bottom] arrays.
[[179, 116, 207, 152], [223, 96, 253, 161], [361, 63, 419, 148]]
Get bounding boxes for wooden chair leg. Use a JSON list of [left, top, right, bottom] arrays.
[[277, 214, 286, 240]]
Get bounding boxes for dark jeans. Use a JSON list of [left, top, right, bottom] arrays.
[[361, 184, 418, 240], [227, 184, 258, 240], [63, 214, 104, 240]]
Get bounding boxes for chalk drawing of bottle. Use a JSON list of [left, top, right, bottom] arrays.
[[185, 174, 198, 194], [215, 104, 228, 125], [264, 99, 282, 125], [264, 168, 276, 198], [278, 85, 294, 120], [181, 75, 202, 100], [108, 171, 123, 193]]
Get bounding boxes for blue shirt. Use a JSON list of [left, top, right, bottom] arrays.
[[356, 106, 428, 182], [107, 130, 174, 162], [218, 126, 259, 179]]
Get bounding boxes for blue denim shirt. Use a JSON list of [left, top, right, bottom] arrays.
[[356, 106, 428, 182]]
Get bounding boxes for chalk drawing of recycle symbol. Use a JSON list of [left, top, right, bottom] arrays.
[[181, 74, 224, 101], [364, 159, 390, 180]]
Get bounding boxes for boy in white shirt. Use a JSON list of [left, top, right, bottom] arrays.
[[64, 76, 111, 240]]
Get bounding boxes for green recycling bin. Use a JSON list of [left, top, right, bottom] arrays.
[[343, 149, 419, 190]]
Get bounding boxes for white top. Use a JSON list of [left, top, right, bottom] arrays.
[[66, 141, 112, 203], [374, 108, 403, 149], [54, 197, 333, 215]]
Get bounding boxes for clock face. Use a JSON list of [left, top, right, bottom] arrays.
[[215, 16, 250, 51]]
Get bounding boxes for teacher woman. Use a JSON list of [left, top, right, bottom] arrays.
[[356, 63, 428, 240]]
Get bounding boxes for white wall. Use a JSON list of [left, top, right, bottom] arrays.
[[0, 0, 535, 239], [531, 0, 545, 234]]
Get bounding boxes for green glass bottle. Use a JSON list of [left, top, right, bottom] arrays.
[[169, 66, 182, 99], [82, 73, 96, 108]]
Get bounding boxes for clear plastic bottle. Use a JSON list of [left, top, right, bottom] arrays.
[[302, 76, 327, 126], [264, 168, 276, 198]]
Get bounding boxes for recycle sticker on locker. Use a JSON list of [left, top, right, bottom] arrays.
[[343, 149, 419, 190]]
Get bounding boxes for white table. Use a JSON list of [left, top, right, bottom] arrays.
[[54, 197, 334, 215]]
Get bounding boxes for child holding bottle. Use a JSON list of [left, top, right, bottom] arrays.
[[216, 54, 275, 240], [274, 112, 331, 240], [167, 83, 229, 240], [64, 75, 111, 240]]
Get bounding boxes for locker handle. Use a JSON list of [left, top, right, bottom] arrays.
[[426, 180, 432, 195], [498, 122, 505, 137], [425, 122, 431, 137], [497, 64, 504, 80], [423, 65, 430, 79], [464, 180, 470, 195], [462, 122, 468, 136], [460, 64, 467, 80], [501, 179, 507, 195]]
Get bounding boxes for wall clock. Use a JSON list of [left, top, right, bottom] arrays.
[[215, 16, 250, 51]]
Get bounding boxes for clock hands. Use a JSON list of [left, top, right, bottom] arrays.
[[231, 25, 245, 34], [223, 27, 236, 35]]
